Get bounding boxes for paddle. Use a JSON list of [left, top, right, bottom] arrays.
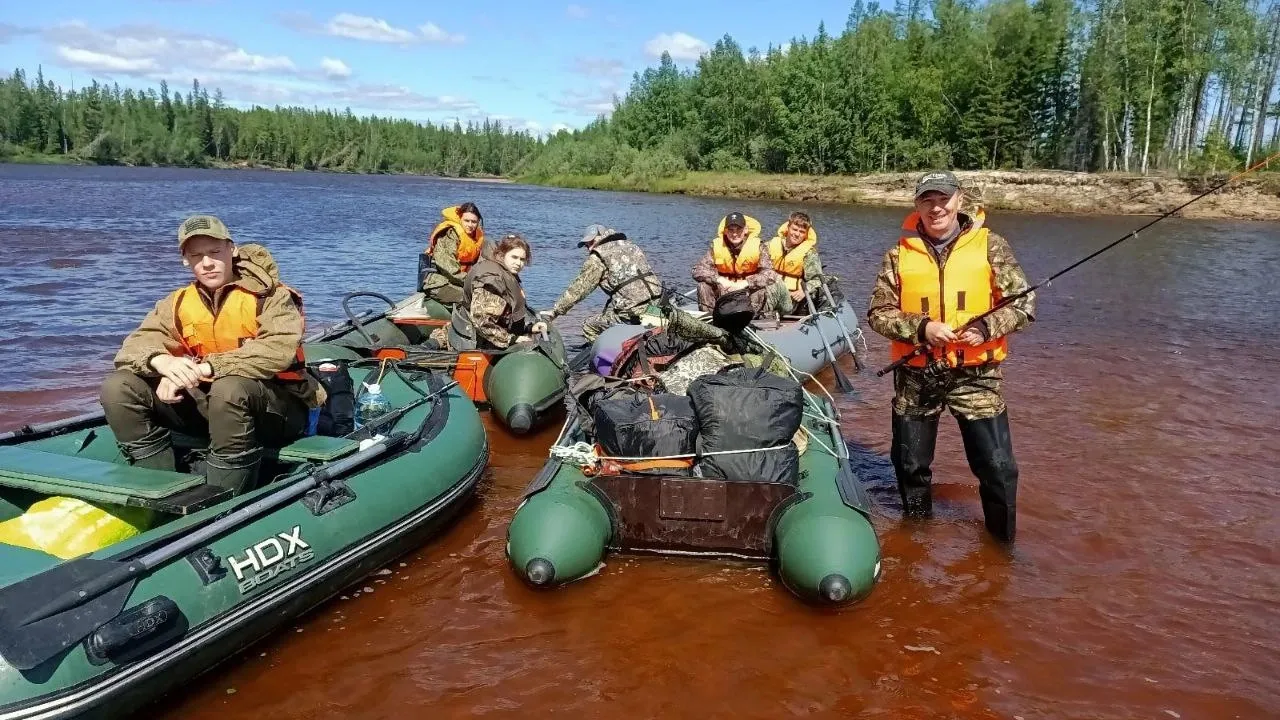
[[0, 379, 450, 671], [816, 275, 866, 374], [801, 283, 856, 395]]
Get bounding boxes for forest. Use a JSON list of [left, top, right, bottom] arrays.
[[3, 0, 1279, 182], [0, 69, 541, 176], [524, 0, 1280, 181]]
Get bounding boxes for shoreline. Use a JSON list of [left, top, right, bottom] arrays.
[[0, 155, 514, 183], [518, 169, 1280, 221], [4, 155, 1275, 219]]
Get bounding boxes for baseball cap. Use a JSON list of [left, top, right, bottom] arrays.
[[723, 212, 747, 228], [178, 214, 232, 249], [578, 223, 622, 247], [913, 171, 961, 199]]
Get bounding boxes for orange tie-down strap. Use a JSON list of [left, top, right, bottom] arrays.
[[583, 444, 695, 476]]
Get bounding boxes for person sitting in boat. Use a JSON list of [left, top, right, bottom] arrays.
[[541, 224, 664, 341], [768, 211, 827, 315], [691, 211, 788, 317], [421, 202, 485, 307], [445, 233, 549, 351], [99, 215, 325, 496]]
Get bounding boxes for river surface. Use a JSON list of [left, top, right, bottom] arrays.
[[1, 164, 1277, 719]]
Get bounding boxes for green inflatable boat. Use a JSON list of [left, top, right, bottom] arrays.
[[506, 386, 882, 606], [308, 291, 569, 435], [0, 359, 487, 719]]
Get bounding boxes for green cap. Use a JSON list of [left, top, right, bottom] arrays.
[[178, 214, 232, 249]]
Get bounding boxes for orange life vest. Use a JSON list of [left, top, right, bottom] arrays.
[[890, 211, 1008, 368], [711, 214, 764, 279], [428, 206, 485, 273], [172, 284, 307, 381], [767, 221, 818, 291]]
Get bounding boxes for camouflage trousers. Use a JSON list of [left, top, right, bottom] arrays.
[[581, 305, 643, 341], [893, 363, 1007, 421], [696, 281, 789, 316]]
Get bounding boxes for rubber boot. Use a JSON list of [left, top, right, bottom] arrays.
[[957, 411, 1019, 543], [891, 412, 939, 518], [205, 447, 263, 496], [117, 427, 176, 472]]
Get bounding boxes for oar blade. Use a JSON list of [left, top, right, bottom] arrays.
[[0, 558, 137, 671]]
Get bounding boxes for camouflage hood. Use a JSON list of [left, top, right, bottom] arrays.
[[228, 243, 283, 297]]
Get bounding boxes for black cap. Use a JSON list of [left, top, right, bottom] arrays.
[[913, 170, 961, 199], [724, 212, 746, 229]]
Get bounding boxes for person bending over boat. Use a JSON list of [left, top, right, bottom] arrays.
[[867, 171, 1035, 543], [100, 215, 325, 495], [541, 224, 664, 340], [421, 202, 485, 306], [768, 211, 827, 315], [446, 233, 548, 351], [692, 211, 788, 317]]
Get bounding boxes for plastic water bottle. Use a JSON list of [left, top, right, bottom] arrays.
[[354, 382, 392, 429]]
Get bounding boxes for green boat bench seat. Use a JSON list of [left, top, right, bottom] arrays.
[[0, 446, 228, 516]]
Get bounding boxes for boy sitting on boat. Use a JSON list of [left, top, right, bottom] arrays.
[[99, 215, 325, 495]]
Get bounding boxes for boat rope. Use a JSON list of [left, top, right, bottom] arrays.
[[549, 441, 795, 468], [743, 327, 839, 422]]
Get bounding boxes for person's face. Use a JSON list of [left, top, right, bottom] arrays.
[[501, 247, 527, 274], [460, 211, 480, 236], [182, 236, 234, 290], [724, 224, 746, 245], [913, 190, 961, 238], [786, 221, 809, 246]]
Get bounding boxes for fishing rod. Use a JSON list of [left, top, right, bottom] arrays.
[[877, 151, 1280, 377]]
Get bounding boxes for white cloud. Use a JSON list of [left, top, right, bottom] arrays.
[[284, 12, 466, 46], [643, 31, 708, 61], [45, 22, 299, 78], [570, 56, 624, 78], [551, 86, 618, 116], [320, 57, 352, 79], [55, 46, 159, 73], [324, 13, 417, 43], [212, 48, 295, 73], [418, 22, 465, 45], [566, 4, 590, 19]]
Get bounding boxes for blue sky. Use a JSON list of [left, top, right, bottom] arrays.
[[0, 0, 856, 135]]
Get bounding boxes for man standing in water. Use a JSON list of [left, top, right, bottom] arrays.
[[867, 171, 1035, 543], [100, 215, 324, 495]]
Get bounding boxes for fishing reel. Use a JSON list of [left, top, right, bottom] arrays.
[[922, 355, 953, 382]]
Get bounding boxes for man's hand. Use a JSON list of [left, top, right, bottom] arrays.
[[729, 278, 749, 292], [538, 310, 556, 321], [923, 321, 959, 347], [958, 327, 985, 346], [531, 321, 548, 337], [716, 277, 734, 291], [156, 376, 184, 404], [150, 355, 204, 388], [789, 288, 805, 303]]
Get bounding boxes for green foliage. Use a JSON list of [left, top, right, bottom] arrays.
[[520, 0, 1280, 178], [0, 70, 541, 175]]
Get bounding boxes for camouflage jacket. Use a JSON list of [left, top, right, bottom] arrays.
[[867, 214, 1036, 344], [114, 244, 324, 408], [691, 242, 779, 291], [550, 238, 663, 318], [465, 257, 529, 349], [422, 226, 470, 292]]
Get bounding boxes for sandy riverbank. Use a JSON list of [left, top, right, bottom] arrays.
[[522, 169, 1280, 221]]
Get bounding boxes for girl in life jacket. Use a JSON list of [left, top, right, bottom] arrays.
[[421, 202, 485, 305]]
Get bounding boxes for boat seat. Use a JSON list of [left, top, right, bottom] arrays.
[[275, 435, 360, 463], [0, 446, 229, 516]]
